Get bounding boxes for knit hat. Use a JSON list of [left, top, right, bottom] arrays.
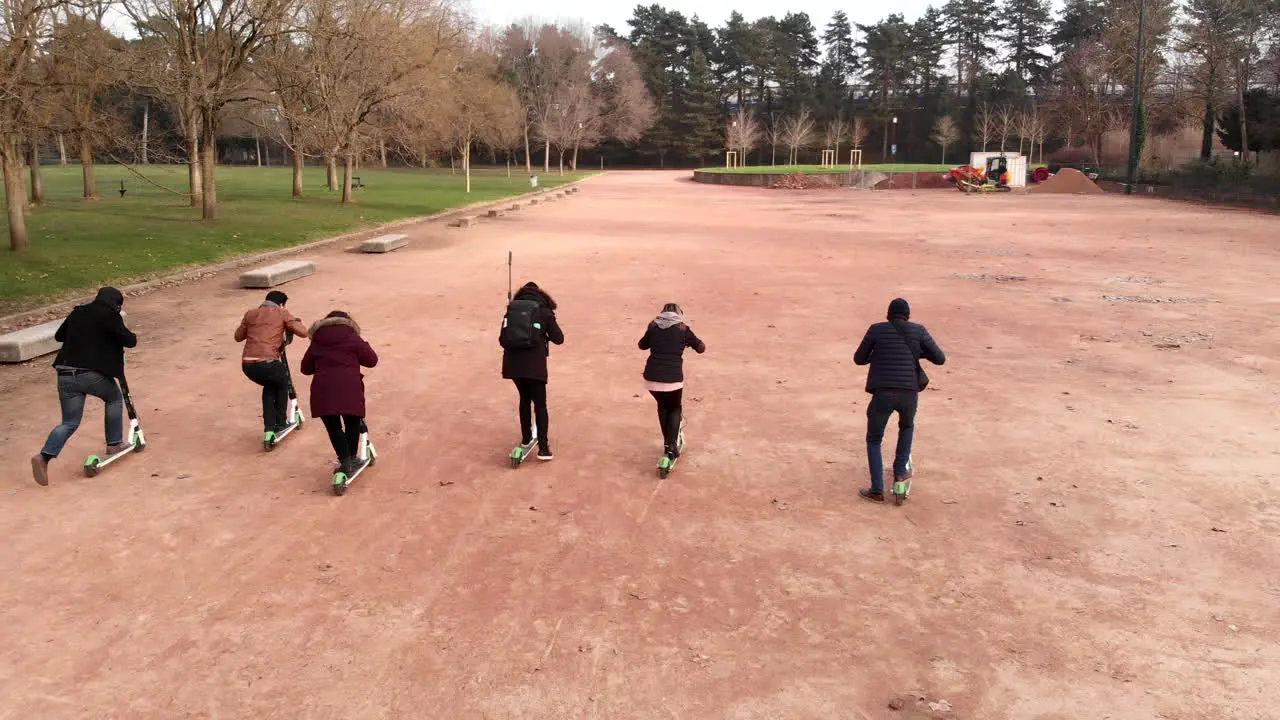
[[265, 290, 288, 305], [888, 298, 910, 319]]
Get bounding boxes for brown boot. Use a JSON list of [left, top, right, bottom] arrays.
[[105, 442, 130, 456], [859, 488, 885, 503], [31, 455, 49, 486]]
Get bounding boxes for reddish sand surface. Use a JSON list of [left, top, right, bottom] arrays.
[[2, 172, 1279, 719]]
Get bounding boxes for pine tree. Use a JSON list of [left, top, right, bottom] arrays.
[[822, 10, 856, 84], [910, 6, 948, 95], [1001, 0, 1053, 87], [681, 48, 723, 162], [942, 0, 1000, 98], [716, 11, 756, 108], [1051, 0, 1108, 55]]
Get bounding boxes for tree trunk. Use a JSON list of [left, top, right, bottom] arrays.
[[326, 155, 338, 190], [57, 133, 68, 167], [543, 138, 550, 173], [201, 112, 218, 220], [940, 144, 946, 164], [421, 145, 428, 168], [292, 151, 304, 197], [255, 134, 262, 166], [464, 139, 471, 193], [2, 140, 30, 250], [141, 102, 150, 164], [342, 153, 354, 203], [188, 134, 203, 207], [558, 149, 565, 174], [1200, 101, 1215, 160], [507, 153, 511, 178], [523, 120, 532, 173], [882, 117, 890, 160], [1237, 64, 1249, 165], [572, 142, 579, 170], [80, 136, 97, 199], [380, 139, 387, 168], [28, 142, 45, 206]]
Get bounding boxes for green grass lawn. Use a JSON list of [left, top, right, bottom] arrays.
[[0, 164, 587, 314], [701, 163, 953, 174]]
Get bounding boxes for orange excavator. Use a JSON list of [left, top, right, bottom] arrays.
[[948, 156, 1013, 193]]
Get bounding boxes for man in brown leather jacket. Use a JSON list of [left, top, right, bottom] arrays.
[[235, 291, 308, 434]]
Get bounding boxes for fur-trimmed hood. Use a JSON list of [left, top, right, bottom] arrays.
[[309, 315, 361, 337]]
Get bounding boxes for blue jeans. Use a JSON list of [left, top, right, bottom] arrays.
[[865, 391, 918, 494], [41, 370, 124, 458]]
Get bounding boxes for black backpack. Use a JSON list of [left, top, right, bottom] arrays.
[[500, 298, 540, 349]]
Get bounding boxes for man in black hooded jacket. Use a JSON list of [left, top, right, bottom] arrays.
[[31, 287, 138, 486], [853, 298, 945, 502]]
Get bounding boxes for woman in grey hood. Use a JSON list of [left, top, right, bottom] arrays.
[[638, 303, 706, 460]]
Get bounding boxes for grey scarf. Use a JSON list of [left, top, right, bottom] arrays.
[[654, 310, 683, 330]]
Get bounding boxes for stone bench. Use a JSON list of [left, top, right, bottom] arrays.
[[508, 204, 521, 211], [452, 216, 477, 228], [487, 209, 503, 218], [528, 198, 540, 205], [1, 312, 128, 364], [239, 260, 316, 289], [359, 234, 409, 253], [568, 186, 579, 193]]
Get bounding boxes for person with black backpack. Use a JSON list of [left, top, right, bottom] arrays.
[[852, 298, 946, 504], [638, 303, 705, 461], [500, 281, 564, 460]]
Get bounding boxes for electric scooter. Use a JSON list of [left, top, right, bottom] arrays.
[[83, 374, 146, 477], [657, 417, 686, 479], [332, 420, 377, 495], [264, 334, 305, 451]]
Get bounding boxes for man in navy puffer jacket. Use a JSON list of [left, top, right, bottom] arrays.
[[853, 298, 946, 502]]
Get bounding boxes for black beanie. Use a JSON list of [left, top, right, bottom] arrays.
[[265, 290, 288, 305], [888, 298, 910, 319]]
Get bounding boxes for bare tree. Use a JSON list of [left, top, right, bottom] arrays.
[[592, 34, 654, 148], [932, 115, 959, 164], [0, 0, 64, 249], [297, 0, 460, 203], [766, 112, 784, 165], [823, 114, 848, 160], [123, 0, 296, 219], [436, 41, 522, 191], [44, 12, 128, 200], [781, 108, 816, 165], [849, 115, 869, 156], [724, 106, 761, 160], [974, 103, 996, 151], [996, 105, 1016, 152]]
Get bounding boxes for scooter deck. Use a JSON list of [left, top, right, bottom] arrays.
[[657, 419, 687, 478], [331, 440, 377, 495], [263, 404, 305, 451], [83, 427, 146, 477], [509, 440, 538, 467]]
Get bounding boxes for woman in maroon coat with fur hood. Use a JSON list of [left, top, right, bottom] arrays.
[[301, 311, 378, 473]]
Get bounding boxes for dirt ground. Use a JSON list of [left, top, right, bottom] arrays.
[[2, 172, 1278, 719]]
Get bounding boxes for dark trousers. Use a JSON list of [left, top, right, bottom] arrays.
[[242, 360, 291, 431], [321, 415, 364, 465], [649, 389, 683, 451], [865, 390, 919, 494], [41, 370, 124, 458], [512, 378, 548, 447]]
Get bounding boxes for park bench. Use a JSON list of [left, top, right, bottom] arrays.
[[1, 312, 128, 364]]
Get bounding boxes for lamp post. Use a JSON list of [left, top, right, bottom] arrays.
[[891, 116, 898, 160], [1125, 0, 1146, 195]]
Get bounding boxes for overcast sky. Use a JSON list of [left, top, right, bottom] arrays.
[[461, 0, 956, 37]]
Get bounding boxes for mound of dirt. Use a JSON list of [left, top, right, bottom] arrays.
[[1029, 167, 1103, 194], [771, 173, 839, 190]]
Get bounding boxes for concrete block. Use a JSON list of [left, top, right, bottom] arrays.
[[239, 260, 316, 289], [529, 199, 540, 205], [508, 204, 521, 211], [452, 216, 477, 228], [568, 186, 579, 193], [359, 233, 409, 253], [1, 312, 127, 363], [487, 209, 503, 218]]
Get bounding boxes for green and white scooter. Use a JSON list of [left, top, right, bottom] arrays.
[[509, 422, 538, 468], [83, 374, 146, 477], [332, 420, 376, 496], [264, 337, 304, 451], [657, 417, 686, 479]]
